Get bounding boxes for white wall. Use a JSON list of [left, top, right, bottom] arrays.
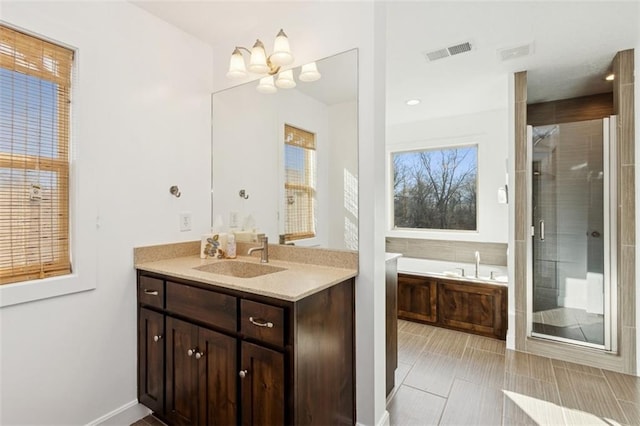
[[0, 1, 213, 424], [211, 82, 331, 247], [386, 107, 510, 243], [328, 101, 359, 250]]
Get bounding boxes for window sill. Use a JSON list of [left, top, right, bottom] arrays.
[[0, 272, 95, 308]]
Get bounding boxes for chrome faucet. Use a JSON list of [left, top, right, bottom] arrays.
[[248, 236, 269, 263], [474, 251, 480, 278]]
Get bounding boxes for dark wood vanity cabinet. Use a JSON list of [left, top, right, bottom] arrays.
[[138, 307, 164, 414], [397, 273, 507, 340], [240, 341, 285, 426], [164, 317, 237, 425], [136, 270, 354, 426], [397, 274, 438, 323]]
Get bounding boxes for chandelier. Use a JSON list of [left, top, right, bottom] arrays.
[[226, 29, 321, 94]]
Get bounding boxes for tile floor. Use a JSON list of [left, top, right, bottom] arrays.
[[130, 414, 166, 426], [387, 320, 640, 426], [532, 307, 604, 345]]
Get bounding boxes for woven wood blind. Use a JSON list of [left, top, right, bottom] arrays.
[[0, 25, 73, 285], [284, 124, 316, 242]]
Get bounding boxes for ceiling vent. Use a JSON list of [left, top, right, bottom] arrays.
[[497, 43, 534, 61], [424, 41, 473, 62]]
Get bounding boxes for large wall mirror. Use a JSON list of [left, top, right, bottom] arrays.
[[211, 49, 358, 251]]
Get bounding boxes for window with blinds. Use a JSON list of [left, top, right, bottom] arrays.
[[283, 124, 316, 242], [0, 25, 73, 285]]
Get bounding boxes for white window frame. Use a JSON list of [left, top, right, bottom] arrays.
[[387, 136, 481, 239], [0, 22, 97, 307]]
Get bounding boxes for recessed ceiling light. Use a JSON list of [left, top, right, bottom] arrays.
[[406, 99, 421, 106], [605, 73, 615, 81]]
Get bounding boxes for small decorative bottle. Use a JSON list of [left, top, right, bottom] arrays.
[[226, 234, 237, 259]]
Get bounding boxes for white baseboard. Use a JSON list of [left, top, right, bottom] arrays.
[[357, 410, 390, 426], [377, 410, 390, 426], [86, 400, 150, 426]]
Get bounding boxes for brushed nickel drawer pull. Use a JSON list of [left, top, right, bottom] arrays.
[[249, 317, 274, 328], [239, 370, 248, 378], [153, 335, 163, 342], [143, 289, 159, 296]]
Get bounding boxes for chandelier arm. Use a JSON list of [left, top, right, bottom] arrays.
[[266, 57, 281, 75]]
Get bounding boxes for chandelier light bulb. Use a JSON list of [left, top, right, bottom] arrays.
[[270, 29, 294, 66], [248, 39, 269, 74], [256, 76, 277, 94], [226, 47, 247, 79], [275, 69, 296, 89], [299, 62, 321, 82]]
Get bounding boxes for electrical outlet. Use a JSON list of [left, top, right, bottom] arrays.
[[179, 212, 192, 232], [229, 211, 239, 228]]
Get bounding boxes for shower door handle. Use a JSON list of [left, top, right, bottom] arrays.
[[539, 220, 545, 241]]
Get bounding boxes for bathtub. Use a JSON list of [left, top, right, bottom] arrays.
[[397, 257, 508, 285]]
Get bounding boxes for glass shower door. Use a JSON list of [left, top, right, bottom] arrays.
[[530, 118, 613, 349]]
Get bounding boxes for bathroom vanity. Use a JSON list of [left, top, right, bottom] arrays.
[[135, 243, 357, 426]]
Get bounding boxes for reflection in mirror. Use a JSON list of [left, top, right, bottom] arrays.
[[211, 49, 358, 251]]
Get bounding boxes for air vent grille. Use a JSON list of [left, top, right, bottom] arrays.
[[497, 43, 534, 61], [425, 48, 449, 61], [424, 41, 473, 62], [447, 42, 472, 56]]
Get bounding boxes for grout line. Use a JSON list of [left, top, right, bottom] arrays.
[[549, 357, 568, 426], [400, 382, 449, 400], [602, 371, 633, 424]]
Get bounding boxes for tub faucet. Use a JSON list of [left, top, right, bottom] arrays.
[[248, 236, 269, 263], [474, 251, 480, 278]]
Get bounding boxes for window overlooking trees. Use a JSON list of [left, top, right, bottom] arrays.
[[392, 145, 477, 231]]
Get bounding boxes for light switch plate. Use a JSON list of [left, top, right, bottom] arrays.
[[229, 211, 239, 228], [179, 212, 192, 232]]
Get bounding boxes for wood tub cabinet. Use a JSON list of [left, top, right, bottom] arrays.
[[397, 273, 507, 340]]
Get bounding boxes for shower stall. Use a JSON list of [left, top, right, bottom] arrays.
[[528, 117, 617, 350]]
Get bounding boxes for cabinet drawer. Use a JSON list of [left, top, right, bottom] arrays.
[[138, 276, 164, 309], [240, 299, 285, 347], [166, 281, 237, 332]]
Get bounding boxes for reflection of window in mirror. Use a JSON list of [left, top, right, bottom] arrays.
[[392, 145, 478, 231], [284, 124, 317, 242]]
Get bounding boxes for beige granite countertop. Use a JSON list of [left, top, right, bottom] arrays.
[[135, 254, 357, 302]]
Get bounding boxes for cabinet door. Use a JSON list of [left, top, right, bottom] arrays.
[[397, 274, 438, 323], [198, 328, 238, 425], [165, 317, 199, 426], [240, 342, 285, 426], [438, 281, 506, 339], [138, 308, 164, 414]]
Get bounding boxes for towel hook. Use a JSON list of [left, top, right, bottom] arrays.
[[239, 189, 249, 199], [169, 185, 181, 198]]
